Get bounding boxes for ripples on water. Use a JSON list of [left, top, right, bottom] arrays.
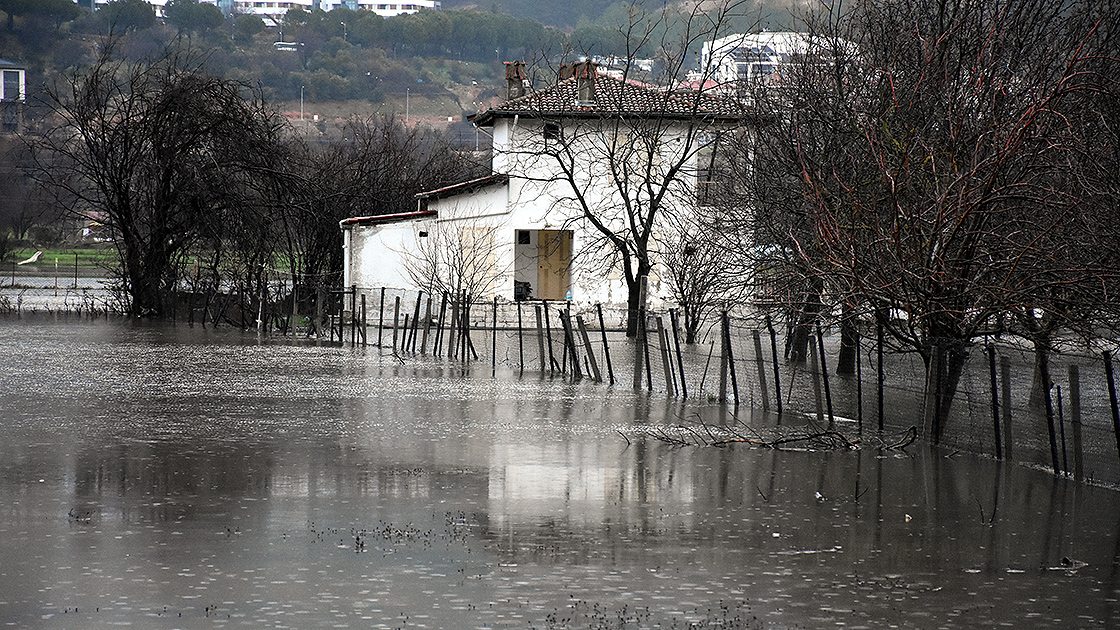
[[0, 318, 1117, 628]]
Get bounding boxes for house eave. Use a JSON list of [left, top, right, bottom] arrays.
[[339, 209, 437, 229]]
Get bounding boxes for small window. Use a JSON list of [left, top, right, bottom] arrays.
[[517, 230, 531, 245], [419, 231, 429, 238], [543, 122, 560, 141]]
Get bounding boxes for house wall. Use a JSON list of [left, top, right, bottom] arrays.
[[489, 115, 704, 307], [344, 219, 429, 292]]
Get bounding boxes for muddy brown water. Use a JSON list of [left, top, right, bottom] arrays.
[[0, 318, 1117, 628]]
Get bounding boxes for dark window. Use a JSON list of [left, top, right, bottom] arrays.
[[418, 231, 429, 237], [543, 123, 560, 142], [2, 71, 19, 102], [517, 230, 531, 245]]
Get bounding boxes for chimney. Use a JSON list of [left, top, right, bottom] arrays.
[[504, 61, 528, 101], [573, 60, 596, 104]]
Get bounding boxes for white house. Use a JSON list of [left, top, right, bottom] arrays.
[[341, 61, 747, 314], [0, 59, 25, 134]]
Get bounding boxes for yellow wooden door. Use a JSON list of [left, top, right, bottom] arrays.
[[537, 230, 572, 301]]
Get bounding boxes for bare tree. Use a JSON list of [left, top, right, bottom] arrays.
[[479, 1, 756, 336], [732, 0, 1120, 439], [33, 38, 284, 316], [271, 116, 481, 322], [401, 218, 510, 302]]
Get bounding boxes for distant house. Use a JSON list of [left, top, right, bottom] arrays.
[[77, 0, 440, 21], [341, 60, 747, 313], [0, 59, 25, 134]]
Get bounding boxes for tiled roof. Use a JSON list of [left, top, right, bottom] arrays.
[[472, 73, 747, 126]]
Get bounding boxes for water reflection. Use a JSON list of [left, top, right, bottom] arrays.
[[0, 318, 1118, 628]]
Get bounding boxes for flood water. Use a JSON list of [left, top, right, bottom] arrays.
[[1, 318, 1118, 629]]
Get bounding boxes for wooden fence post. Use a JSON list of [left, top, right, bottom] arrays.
[[448, 292, 459, 359], [766, 315, 782, 415], [534, 304, 546, 375], [409, 292, 422, 352], [1001, 355, 1014, 461], [517, 301, 524, 376], [597, 303, 615, 385], [577, 315, 602, 382], [987, 344, 1002, 460], [1105, 351, 1120, 468], [1069, 364, 1083, 482], [719, 311, 729, 402], [543, 300, 557, 374], [753, 330, 770, 412], [392, 295, 401, 352], [816, 325, 834, 427], [809, 333, 825, 424], [670, 309, 687, 399], [657, 316, 674, 396], [377, 287, 385, 348], [725, 313, 739, 405], [434, 292, 447, 355], [420, 296, 432, 355]]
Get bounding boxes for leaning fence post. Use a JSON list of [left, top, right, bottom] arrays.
[[577, 315, 602, 382], [1069, 364, 1083, 482], [409, 291, 422, 352], [809, 333, 825, 424], [559, 311, 581, 380], [543, 300, 557, 374], [766, 315, 782, 415], [753, 330, 770, 412], [669, 309, 687, 399], [725, 313, 739, 405], [656, 316, 675, 396], [596, 303, 615, 385], [816, 324, 834, 428], [492, 296, 498, 377], [361, 294, 367, 346], [1105, 351, 1120, 468]]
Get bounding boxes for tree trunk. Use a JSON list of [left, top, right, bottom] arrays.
[[836, 308, 858, 375], [926, 339, 969, 442]]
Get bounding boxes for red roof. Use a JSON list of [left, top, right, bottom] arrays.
[[472, 71, 747, 126]]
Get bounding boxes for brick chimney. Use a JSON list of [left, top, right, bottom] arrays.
[[560, 60, 597, 104], [504, 61, 528, 101]]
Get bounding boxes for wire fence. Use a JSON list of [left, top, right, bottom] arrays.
[[5, 280, 1119, 488], [337, 285, 1120, 489]]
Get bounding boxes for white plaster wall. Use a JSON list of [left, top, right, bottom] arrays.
[[346, 220, 430, 291], [489, 116, 698, 308]]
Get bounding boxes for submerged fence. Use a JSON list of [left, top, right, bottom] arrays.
[[5, 278, 1120, 488], [330, 285, 1120, 489]]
